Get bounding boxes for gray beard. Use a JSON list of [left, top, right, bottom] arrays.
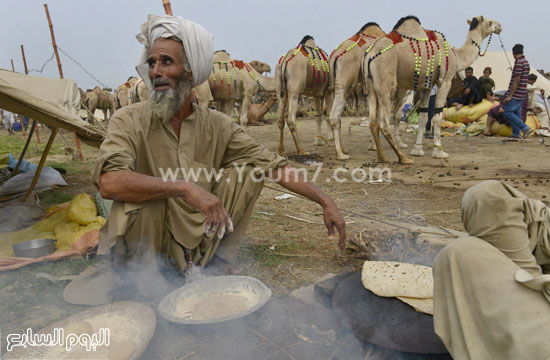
[[150, 77, 193, 122]]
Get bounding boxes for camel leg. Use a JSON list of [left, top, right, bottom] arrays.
[[366, 81, 379, 152], [327, 88, 349, 159], [239, 95, 252, 131], [287, 94, 308, 155], [313, 97, 327, 146], [411, 92, 430, 156], [370, 119, 387, 163], [378, 92, 414, 164], [432, 82, 452, 159], [393, 89, 410, 149], [277, 95, 286, 154]]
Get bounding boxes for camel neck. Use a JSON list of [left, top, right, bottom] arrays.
[[455, 29, 484, 71], [258, 74, 276, 92]]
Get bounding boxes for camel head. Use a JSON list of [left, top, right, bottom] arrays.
[[467, 16, 502, 37], [249, 60, 271, 74], [357, 22, 385, 37], [299, 35, 316, 48]]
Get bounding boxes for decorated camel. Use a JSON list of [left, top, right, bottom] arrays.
[[276, 35, 331, 155], [249, 60, 271, 74], [208, 50, 276, 129], [363, 15, 501, 163], [114, 77, 138, 109], [85, 86, 115, 122], [130, 78, 150, 104], [328, 22, 386, 160]]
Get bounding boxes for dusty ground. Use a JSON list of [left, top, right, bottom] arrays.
[[0, 117, 549, 353]]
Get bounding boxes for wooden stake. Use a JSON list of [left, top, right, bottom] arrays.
[[10, 59, 15, 72], [44, 4, 63, 79], [23, 3, 76, 201], [24, 128, 59, 201], [162, 0, 173, 15], [24, 42, 41, 144], [43, 3, 83, 160]]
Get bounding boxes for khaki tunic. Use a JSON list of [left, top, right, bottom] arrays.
[[433, 181, 550, 359], [93, 101, 287, 272]]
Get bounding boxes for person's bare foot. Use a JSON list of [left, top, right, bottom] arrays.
[[482, 132, 492, 136], [455, 104, 464, 111]]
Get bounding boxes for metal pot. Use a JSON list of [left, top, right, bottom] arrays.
[[13, 238, 55, 258]]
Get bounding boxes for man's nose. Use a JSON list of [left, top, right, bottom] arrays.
[[150, 62, 164, 77]]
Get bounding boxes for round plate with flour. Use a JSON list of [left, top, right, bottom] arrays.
[[158, 275, 272, 324]]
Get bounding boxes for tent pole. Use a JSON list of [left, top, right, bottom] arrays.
[[162, 0, 173, 15], [24, 128, 58, 201], [10, 59, 27, 137], [14, 45, 38, 174], [20, 45, 41, 143], [44, 3, 83, 161]]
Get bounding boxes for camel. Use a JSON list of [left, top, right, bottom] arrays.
[[114, 77, 138, 109], [130, 78, 150, 104], [208, 50, 276, 129], [276, 35, 331, 155], [85, 86, 115, 122], [249, 60, 271, 74], [327, 22, 386, 160], [247, 95, 277, 125], [364, 15, 501, 163]]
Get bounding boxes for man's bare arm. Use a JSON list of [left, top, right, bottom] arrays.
[[100, 170, 233, 239], [270, 165, 347, 249], [100, 170, 185, 203], [504, 75, 521, 103]]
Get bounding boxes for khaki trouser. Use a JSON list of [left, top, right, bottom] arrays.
[[433, 181, 550, 360]]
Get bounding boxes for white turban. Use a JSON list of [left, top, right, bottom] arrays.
[[136, 14, 214, 88]]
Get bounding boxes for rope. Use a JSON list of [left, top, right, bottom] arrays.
[[497, 34, 513, 70], [28, 53, 55, 74], [56, 45, 109, 88], [0, 168, 12, 185]]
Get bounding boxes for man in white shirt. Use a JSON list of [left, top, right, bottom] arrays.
[[526, 74, 550, 137], [1, 110, 15, 135]]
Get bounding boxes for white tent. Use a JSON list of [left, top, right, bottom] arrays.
[[0, 69, 105, 147], [470, 51, 550, 95]]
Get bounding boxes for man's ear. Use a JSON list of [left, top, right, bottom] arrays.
[[467, 19, 472, 25]]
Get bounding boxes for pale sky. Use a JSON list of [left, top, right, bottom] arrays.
[[1, 0, 548, 90]]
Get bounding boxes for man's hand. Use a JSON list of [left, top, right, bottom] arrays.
[[503, 96, 512, 104], [182, 182, 233, 239], [464, 88, 471, 95], [322, 198, 347, 250]]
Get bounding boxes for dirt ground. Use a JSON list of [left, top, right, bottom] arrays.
[[0, 117, 549, 353]]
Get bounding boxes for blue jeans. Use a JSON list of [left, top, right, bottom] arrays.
[[504, 98, 529, 137]]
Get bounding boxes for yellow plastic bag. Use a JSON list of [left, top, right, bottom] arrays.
[[0, 193, 105, 257], [443, 99, 499, 124]]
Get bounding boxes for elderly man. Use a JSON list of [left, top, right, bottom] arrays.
[[65, 15, 346, 302], [433, 181, 550, 359]]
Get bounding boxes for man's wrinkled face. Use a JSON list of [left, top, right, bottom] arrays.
[[147, 38, 193, 121], [528, 78, 536, 85], [465, 69, 473, 78]]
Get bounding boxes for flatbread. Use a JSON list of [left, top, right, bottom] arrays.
[[397, 297, 434, 315], [361, 261, 433, 299]]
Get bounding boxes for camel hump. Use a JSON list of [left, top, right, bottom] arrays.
[[393, 15, 421, 30]]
